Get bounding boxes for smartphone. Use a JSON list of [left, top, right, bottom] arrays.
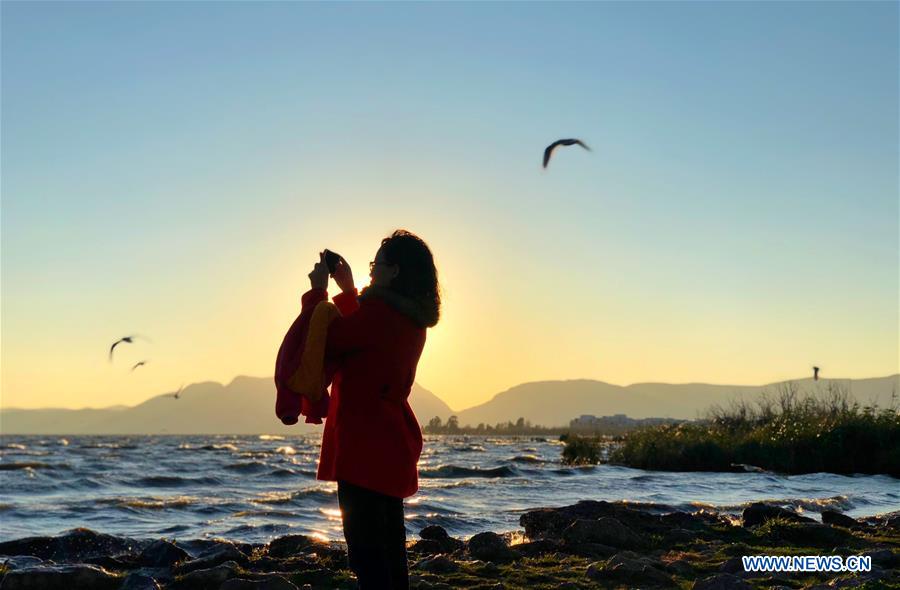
[[323, 249, 342, 274]]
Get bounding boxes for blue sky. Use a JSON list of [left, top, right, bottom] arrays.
[[2, 1, 897, 410]]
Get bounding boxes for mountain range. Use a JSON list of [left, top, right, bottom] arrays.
[[1, 374, 896, 434]]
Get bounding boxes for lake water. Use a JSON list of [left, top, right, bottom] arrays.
[[1, 434, 897, 544]]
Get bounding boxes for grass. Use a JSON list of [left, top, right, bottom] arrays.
[[559, 433, 604, 465], [567, 382, 900, 476]]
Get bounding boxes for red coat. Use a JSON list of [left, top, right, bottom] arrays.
[[300, 287, 426, 499]]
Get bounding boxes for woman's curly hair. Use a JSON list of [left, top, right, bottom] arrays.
[[379, 229, 441, 327]]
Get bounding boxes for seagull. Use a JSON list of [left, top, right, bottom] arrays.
[[109, 336, 135, 361], [543, 138, 591, 169], [131, 360, 148, 372], [813, 366, 820, 381]]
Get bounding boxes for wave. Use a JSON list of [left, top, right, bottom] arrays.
[[233, 509, 296, 519], [690, 495, 856, 514], [1, 444, 27, 450], [420, 465, 520, 479], [178, 444, 238, 452], [135, 475, 223, 487], [97, 496, 199, 510], [630, 474, 658, 482], [0, 462, 67, 471], [225, 461, 270, 473], [405, 512, 465, 530], [508, 455, 546, 464], [274, 446, 297, 455], [223, 523, 292, 537], [452, 445, 486, 453], [258, 435, 285, 441], [59, 477, 106, 490], [251, 487, 336, 505]]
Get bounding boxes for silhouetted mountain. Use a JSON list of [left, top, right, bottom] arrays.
[[0, 377, 453, 435], [449, 375, 899, 427], [3, 375, 895, 434]]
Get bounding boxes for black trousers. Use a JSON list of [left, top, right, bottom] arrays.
[[337, 480, 409, 590]]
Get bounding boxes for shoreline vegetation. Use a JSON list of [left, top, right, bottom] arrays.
[[562, 383, 900, 477], [422, 415, 679, 437], [0, 500, 897, 589]]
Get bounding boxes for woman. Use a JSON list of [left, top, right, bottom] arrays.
[[303, 229, 440, 590]]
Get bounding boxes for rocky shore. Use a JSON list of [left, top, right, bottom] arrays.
[[1, 501, 897, 589]]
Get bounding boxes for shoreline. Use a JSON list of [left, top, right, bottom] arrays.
[[1, 500, 897, 589]]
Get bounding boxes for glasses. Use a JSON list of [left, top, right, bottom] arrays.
[[369, 261, 391, 272]]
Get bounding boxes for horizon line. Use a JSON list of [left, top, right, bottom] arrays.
[[2, 372, 897, 413]]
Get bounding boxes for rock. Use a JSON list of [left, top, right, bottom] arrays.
[[718, 556, 746, 576], [267, 535, 316, 558], [564, 542, 617, 559], [419, 525, 450, 541], [586, 553, 672, 586], [476, 561, 501, 576], [412, 555, 460, 573], [692, 573, 753, 590], [886, 514, 900, 530], [176, 542, 248, 574], [521, 500, 655, 540], [863, 548, 898, 568], [245, 555, 319, 574], [0, 564, 120, 590], [741, 503, 814, 527], [806, 569, 888, 589], [760, 522, 854, 548], [561, 518, 645, 549], [0, 528, 142, 562], [440, 537, 465, 553], [665, 559, 694, 575], [466, 532, 516, 562], [139, 539, 189, 567], [409, 539, 444, 555], [411, 535, 464, 555], [660, 511, 709, 531], [120, 573, 162, 590], [219, 576, 299, 590], [722, 543, 752, 556], [822, 511, 860, 528], [170, 560, 239, 590], [177, 539, 254, 559], [665, 528, 696, 544], [0, 556, 44, 570], [284, 568, 338, 586], [299, 545, 347, 570], [513, 539, 563, 557], [85, 554, 139, 571]]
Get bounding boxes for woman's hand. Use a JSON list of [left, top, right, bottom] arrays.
[[308, 252, 329, 290], [333, 259, 355, 293]]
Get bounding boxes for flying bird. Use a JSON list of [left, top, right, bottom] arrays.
[[109, 336, 135, 361], [543, 138, 591, 169], [131, 360, 148, 372], [813, 366, 820, 381]]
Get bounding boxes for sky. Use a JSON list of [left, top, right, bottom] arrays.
[[2, 1, 898, 412]]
